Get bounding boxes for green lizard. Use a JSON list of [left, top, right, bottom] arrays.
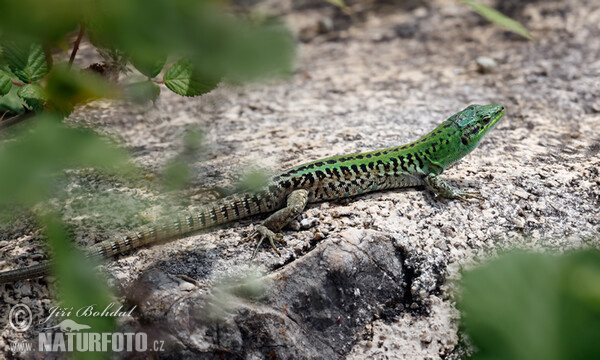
[[0, 104, 505, 283]]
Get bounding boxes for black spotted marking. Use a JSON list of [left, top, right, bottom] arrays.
[[382, 150, 389, 155], [315, 170, 327, 180], [186, 216, 195, 228], [414, 153, 424, 169], [199, 212, 207, 226], [366, 154, 372, 158], [209, 208, 218, 223], [373, 152, 381, 156], [281, 180, 292, 189], [314, 162, 324, 167], [390, 157, 399, 166], [326, 159, 337, 164], [355, 154, 364, 159], [325, 168, 334, 177], [302, 174, 315, 186], [425, 149, 431, 156], [443, 122, 453, 128], [251, 194, 262, 211], [350, 164, 359, 173], [123, 235, 132, 248], [368, 162, 376, 170], [398, 156, 409, 172], [340, 166, 351, 176], [220, 206, 229, 219], [332, 168, 341, 178], [359, 164, 368, 172], [292, 177, 302, 187], [272, 175, 281, 182]]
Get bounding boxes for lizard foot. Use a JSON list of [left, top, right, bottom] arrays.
[[242, 225, 285, 259], [454, 189, 485, 203]]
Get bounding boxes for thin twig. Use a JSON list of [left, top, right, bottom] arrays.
[[68, 23, 86, 68], [0, 112, 35, 131], [12, 80, 25, 87]]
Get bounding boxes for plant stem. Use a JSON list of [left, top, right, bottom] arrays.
[[12, 80, 25, 87], [69, 23, 86, 68]]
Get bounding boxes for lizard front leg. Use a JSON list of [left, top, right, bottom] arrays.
[[243, 189, 309, 258], [424, 174, 484, 202]]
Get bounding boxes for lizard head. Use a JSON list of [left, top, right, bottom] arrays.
[[450, 104, 505, 154]]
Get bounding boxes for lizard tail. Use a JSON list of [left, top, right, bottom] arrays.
[[0, 190, 282, 283]]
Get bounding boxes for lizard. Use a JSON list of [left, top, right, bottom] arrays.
[[0, 104, 505, 283]]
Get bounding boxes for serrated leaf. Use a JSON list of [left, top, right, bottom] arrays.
[[0, 85, 25, 115], [163, 59, 219, 97], [0, 71, 11, 95], [2, 42, 49, 83], [17, 83, 47, 112], [462, 0, 532, 40], [131, 54, 166, 78], [124, 80, 160, 104]]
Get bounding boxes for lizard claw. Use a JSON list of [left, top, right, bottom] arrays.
[[455, 189, 485, 202], [243, 225, 285, 259]]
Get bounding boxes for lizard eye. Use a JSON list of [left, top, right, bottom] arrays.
[[461, 135, 469, 145], [482, 116, 491, 124]]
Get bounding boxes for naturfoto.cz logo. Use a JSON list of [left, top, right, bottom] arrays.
[[7, 303, 165, 354]]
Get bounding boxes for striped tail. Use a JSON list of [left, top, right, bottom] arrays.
[[0, 190, 283, 283]]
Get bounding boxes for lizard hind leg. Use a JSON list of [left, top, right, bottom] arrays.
[[242, 189, 309, 258]]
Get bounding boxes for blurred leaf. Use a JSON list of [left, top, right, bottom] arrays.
[[462, 0, 532, 40], [0, 114, 134, 207], [0, 0, 80, 43], [17, 83, 47, 112], [164, 59, 219, 97], [224, 21, 294, 82], [45, 64, 117, 114], [324, 0, 351, 14], [163, 159, 190, 190], [0, 85, 25, 115], [86, 0, 293, 86], [43, 212, 116, 360], [2, 42, 49, 83], [131, 53, 166, 78], [459, 250, 600, 360], [124, 80, 160, 104], [0, 71, 11, 95]]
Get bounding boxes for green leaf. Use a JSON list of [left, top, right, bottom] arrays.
[[0, 0, 80, 43], [45, 64, 117, 114], [0, 85, 25, 115], [131, 53, 166, 78], [0, 71, 11, 96], [2, 42, 49, 83], [0, 114, 135, 207], [164, 59, 219, 97], [459, 250, 600, 360], [17, 83, 47, 112], [462, 0, 532, 40], [124, 80, 160, 104], [42, 212, 116, 360], [163, 159, 190, 190]]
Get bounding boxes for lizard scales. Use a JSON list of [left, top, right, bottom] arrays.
[[0, 104, 505, 283]]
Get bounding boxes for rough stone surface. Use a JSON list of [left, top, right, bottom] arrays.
[[1, 0, 600, 359]]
